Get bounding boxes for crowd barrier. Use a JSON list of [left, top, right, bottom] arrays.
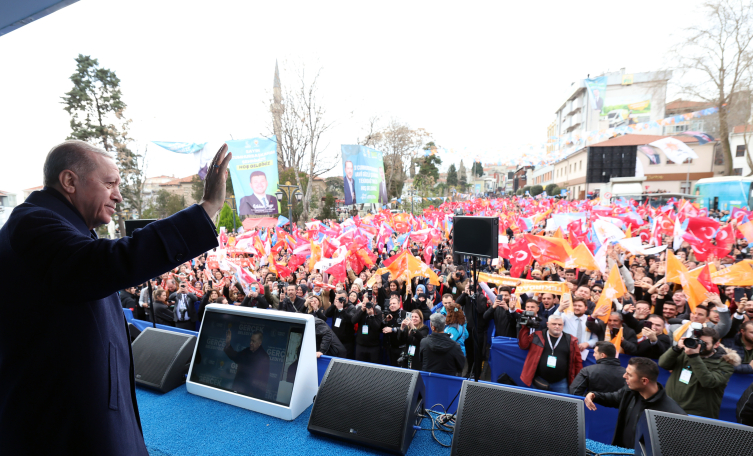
[[489, 336, 753, 442]]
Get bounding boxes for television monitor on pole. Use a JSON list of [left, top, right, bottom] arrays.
[[186, 305, 317, 420]]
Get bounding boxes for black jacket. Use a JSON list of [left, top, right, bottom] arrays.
[[634, 334, 672, 359], [483, 305, 518, 337], [120, 291, 139, 309], [325, 303, 356, 344], [351, 306, 383, 347], [314, 318, 346, 357], [570, 357, 626, 396], [382, 308, 408, 349], [241, 294, 270, 310], [404, 297, 431, 321], [418, 333, 465, 376], [587, 320, 639, 354], [169, 292, 198, 322], [455, 292, 488, 332], [737, 381, 753, 426], [153, 301, 175, 326], [280, 295, 306, 313], [593, 384, 686, 448]]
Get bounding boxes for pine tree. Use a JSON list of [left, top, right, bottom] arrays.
[[61, 54, 143, 235], [217, 203, 241, 234], [458, 159, 467, 191], [446, 164, 458, 187]]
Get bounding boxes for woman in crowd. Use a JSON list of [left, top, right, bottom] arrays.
[[397, 310, 429, 370], [443, 301, 469, 355]]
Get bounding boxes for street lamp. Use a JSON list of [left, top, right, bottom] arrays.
[[275, 181, 303, 233], [228, 194, 237, 233]]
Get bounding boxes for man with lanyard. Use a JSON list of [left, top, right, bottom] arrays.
[[170, 282, 198, 330], [518, 314, 583, 394]]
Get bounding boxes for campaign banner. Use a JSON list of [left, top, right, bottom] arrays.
[[341, 145, 388, 206], [226, 137, 280, 217], [584, 76, 607, 111]]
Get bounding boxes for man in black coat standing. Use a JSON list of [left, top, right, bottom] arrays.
[[584, 357, 686, 448], [419, 314, 465, 376], [241, 283, 270, 309], [280, 284, 306, 312], [0, 141, 231, 455], [170, 282, 199, 329], [570, 341, 626, 396]]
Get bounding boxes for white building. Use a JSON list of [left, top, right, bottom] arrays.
[[0, 189, 18, 229], [731, 125, 753, 176]]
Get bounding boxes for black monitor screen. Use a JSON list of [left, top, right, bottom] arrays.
[[190, 310, 305, 406]]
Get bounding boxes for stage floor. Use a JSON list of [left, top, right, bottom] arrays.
[[137, 386, 633, 455]]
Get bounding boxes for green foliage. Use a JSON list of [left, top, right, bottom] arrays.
[[217, 203, 241, 233], [446, 164, 458, 187], [471, 161, 484, 177], [147, 189, 187, 219], [550, 186, 561, 196], [414, 155, 442, 191], [324, 176, 344, 197], [530, 185, 544, 196], [319, 193, 337, 220], [516, 188, 524, 196], [191, 175, 204, 203], [521, 185, 531, 195], [545, 183, 558, 196]]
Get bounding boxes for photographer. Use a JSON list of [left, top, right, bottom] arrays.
[[584, 357, 686, 448], [518, 314, 583, 393], [441, 253, 457, 276], [382, 295, 408, 366], [404, 292, 431, 321], [397, 310, 429, 369], [351, 293, 383, 363], [448, 269, 469, 301], [518, 299, 547, 332], [324, 290, 356, 359], [279, 284, 306, 313], [659, 326, 740, 419], [482, 287, 519, 338], [633, 314, 672, 359], [240, 283, 269, 309], [418, 313, 465, 376], [455, 280, 489, 379]]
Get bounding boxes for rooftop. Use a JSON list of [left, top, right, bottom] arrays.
[[665, 98, 714, 112], [589, 134, 697, 147], [160, 175, 196, 186], [23, 185, 44, 192], [732, 125, 753, 134]]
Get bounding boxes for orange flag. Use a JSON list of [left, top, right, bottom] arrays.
[[593, 264, 627, 323], [553, 227, 565, 239], [375, 251, 440, 285], [710, 260, 753, 286], [563, 243, 600, 271], [666, 251, 707, 311], [308, 242, 322, 272], [610, 326, 624, 355], [739, 220, 753, 242], [523, 234, 571, 265]]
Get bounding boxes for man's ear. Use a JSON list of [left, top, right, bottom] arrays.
[[58, 170, 78, 195]]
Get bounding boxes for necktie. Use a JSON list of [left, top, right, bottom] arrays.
[[575, 316, 584, 343]]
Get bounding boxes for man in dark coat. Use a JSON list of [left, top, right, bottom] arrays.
[[240, 283, 270, 309], [224, 330, 270, 398], [418, 314, 465, 376], [570, 341, 626, 396], [280, 284, 306, 312], [314, 317, 346, 357], [585, 357, 686, 448], [0, 141, 229, 455], [170, 282, 199, 329]]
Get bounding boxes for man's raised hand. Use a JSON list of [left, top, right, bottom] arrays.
[[201, 144, 232, 220]]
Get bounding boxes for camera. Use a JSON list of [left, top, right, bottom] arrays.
[[683, 322, 706, 350], [519, 310, 540, 328], [367, 287, 373, 300], [337, 297, 346, 303], [365, 302, 373, 309]]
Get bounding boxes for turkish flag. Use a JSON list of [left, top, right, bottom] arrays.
[[523, 234, 570, 265], [509, 239, 532, 277], [716, 224, 735, 255], [697, 265, 716, 293], [326, 257, 347, 284], [685, 217, 720, 243]]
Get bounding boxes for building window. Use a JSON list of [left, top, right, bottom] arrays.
[[666, 159, 675, 165], [580, 161, 583, 170], [682, 158, 693, 164], [737, 145, 746, 157], [680, 182, 691, 193], [734, 168, 743, 176]]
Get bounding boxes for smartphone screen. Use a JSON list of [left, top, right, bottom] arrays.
[[735, 287, 746, 302]]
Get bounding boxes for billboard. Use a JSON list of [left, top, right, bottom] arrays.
[[341, 145, 388, 206], [601, 95, 652, 128], [226, 137, 280, 217], [584, 76, 607, 111]]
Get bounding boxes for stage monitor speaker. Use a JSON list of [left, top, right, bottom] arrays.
[[127, 323, 142, 344], [452, 216, 498, 258], [132, 328, 196, 393], [308, 359, 425, 455], [125, 219, 157, 237], [635, 409, 753, 456], [451, 381, 585, 456]]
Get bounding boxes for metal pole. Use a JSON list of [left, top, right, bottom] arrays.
[[288, 201, 293, 234], [686, 159, 691, 194]]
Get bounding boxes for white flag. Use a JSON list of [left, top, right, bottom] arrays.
[[649, 137, 698, 164]]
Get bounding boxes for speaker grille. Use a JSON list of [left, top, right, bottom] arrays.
[[654, 414, 753, 456], [133, 329, 191, 387], [309, 361, 415, 447], [452, 383, 585, 456]]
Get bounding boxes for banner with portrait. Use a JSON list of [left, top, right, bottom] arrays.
[[584, 76, 607, 111], [226, 137, 280, 218], [341, 145, 388, 207]]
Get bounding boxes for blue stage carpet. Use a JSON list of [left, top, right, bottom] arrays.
[[137, 386, 632, 455]]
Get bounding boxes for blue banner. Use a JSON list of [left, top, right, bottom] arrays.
[[226, 137, 279, 217], [341, 145, 387, 206]]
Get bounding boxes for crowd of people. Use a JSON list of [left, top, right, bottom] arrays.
[[120, 196, 753, 442]]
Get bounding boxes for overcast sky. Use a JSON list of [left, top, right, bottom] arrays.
[[0, 0, 706, 196]]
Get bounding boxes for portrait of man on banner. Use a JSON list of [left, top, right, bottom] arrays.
[[343, 159, 356, 205], [238, 170, 279, 216], [584, 76, 607, 111]]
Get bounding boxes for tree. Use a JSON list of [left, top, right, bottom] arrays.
[[530, 185, 544, 196], [191, 175, 204, 203], [668, 0, 753, 175], [446, 163, 458, 187], [217, 203, 241, 234], [324, 176, 344, 197], [61, 54, 144, 234], [359, 117, 431, 199], [320, 193, 337, 220], [522, 185, 532, 195], [550, 186, 561, 196], [545, 183, 559, 196], [144, 189, 186, 219], [471, 161, 484, 177]]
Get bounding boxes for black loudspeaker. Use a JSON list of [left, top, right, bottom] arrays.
[[127, 323, 142, 344], [635, 409, 753, 456], [132, 328, 197, 393], [125, 219, 157, 237], [451, 381, 586, 456], [308, 359, 425, 455], [586, 145, 637, 184], [452, 216, 498, 258]]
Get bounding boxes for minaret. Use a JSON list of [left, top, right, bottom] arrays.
[[271, 60, 283, 170]]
